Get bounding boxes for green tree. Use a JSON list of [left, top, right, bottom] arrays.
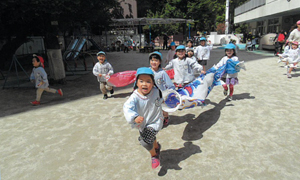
[[0, 0, 121, 68]]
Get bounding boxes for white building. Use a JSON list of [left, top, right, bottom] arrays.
[[234, 0, 300, 35]]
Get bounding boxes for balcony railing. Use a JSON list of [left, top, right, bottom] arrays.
[[235, 0, 266, 16]]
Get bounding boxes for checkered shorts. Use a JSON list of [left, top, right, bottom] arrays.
[[139, 127, 157, 144]]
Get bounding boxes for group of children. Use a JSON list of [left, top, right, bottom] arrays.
[[277, 40, 300, 78], [122, 39, 241, 169], [29, 38, 241, 169]]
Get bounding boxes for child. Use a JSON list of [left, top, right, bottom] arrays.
[[215, 43, 240, 101], [278, 40, 291, 63], [185, 39, 194, 52], [123, 67, 163, 169], [232, 40, 239, 54], [149, 51, 175, 127], [92, 51, 114, 99], [280, 41, 300, 78], [30, 55, 63, 105], [195, 37, 213, 71], [165, 42, 176, 64], [164, 45, 205, 88]]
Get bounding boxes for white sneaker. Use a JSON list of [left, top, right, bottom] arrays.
[[287, 73, 292, 78], [227, 96, 232, 101]]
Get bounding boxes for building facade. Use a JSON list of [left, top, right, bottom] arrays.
[[234, 0, 300, 35]]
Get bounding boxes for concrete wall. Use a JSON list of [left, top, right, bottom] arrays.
[[234, 0, 300, 24]]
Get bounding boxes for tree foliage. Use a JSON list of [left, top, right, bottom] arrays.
[[137, 0, 249, 37], [0, 0, 121, 68]]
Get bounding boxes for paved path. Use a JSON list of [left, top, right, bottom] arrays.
[[1, 48, 300, 179]]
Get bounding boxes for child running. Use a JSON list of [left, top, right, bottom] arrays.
[[92, 51, 114, 99], [195, 37, 213, 71], [149, 51, 175, 127], [215, 43, 240, 101], [123, 67, 163, 169], [30, 55, 63, 105], [164, 45, 205, 88], [165, 42, 176, 65], [279, 41, 300, 78]]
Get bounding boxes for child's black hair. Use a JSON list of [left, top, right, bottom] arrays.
[[224, 49, 237, 57], [32, 55, 43, 67], [149, 54, 162, 68], [134, 74, 162, 98]]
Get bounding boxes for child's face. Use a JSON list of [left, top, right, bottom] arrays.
[[171, 45, 176, 50], [292, 44, 298, 49], [137, 74, 154, 96], [225, 49, 234, 58], [187, 42, 192, 47], [200, 41, 206, 46], [176, 49, 186, 59], [97, 55, 106, 64], [187, 51, 194, 57], [32, 58, 40, 67], [150, 57, 161, 71]]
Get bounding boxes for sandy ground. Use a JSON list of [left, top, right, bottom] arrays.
[[1, 49, 300, 179]]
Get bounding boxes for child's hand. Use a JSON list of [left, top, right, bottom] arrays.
[[37, 81, 44, 87], [201, 70, 206, 74], [135, 116, 144, 124], [98, 74, 102, 77]]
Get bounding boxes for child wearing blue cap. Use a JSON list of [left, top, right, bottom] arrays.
[[149, 51, 175, 127], [164, 45, 205, 88], [165, 42, 176, 64], [123, 67, 163, 169], [92, 51, 114, 99], [195, 37, 213, 71], [215, 43, 239, 101]]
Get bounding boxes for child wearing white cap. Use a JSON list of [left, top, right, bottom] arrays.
[[92, 51, 114, 99]]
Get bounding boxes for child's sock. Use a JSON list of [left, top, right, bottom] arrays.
[[229, 84, 234, 97]]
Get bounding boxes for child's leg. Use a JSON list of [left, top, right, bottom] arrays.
[[162, 110, 169, 127], [36, 88, 45, 101], [229, 84, 234, 97], [100, 82, 107, 95], [44, 87, 57, 94], [222, 84, 228, 96], [149, 139, 159, 157]]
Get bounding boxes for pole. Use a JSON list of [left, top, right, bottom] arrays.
[[149, 25, 151, 45], [189, 23, 191, 39], [225, 0, 229, 34]]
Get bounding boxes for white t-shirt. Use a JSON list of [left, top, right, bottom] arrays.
[[165, 57, 203, 84], [123, 88, 163, 132]]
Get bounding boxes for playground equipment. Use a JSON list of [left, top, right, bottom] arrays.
[[62, 37, 102, 74]]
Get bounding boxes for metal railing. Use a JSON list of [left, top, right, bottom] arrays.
[[235, 0, 266, 16]]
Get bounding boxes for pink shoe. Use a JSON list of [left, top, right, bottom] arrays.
[[31, 100, 40, 106], [57, 89, 63, 96], [151, 155, 160, 169]]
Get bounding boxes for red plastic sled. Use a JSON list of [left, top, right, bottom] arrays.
[[107, 70, 137, 87]]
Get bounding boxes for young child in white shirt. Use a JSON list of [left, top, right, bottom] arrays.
[[195, 37, 213, 71], [92, 51, 114, 99], [164, 45, 205, 88], [123, 67, 163, 169]]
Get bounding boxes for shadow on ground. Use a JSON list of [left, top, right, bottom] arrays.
[[158, 142, 202, 176]]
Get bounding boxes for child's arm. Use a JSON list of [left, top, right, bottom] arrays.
[[164, 61, 173, 70], [123, 96, 142, 125], [190, 59, 203, 72], [107, 63, 114, 75], [30, 70, 35, 81], [162, 71, 176, 90], [92, 63, 100, 77]]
